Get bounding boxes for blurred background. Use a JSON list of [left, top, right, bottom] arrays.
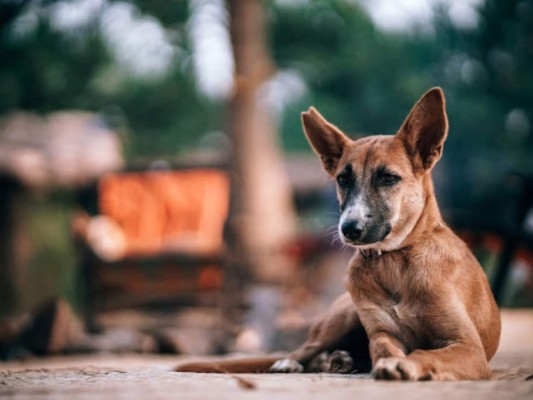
[[0, 0, 532, 359]]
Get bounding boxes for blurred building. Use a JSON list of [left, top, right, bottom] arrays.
[[0, 112, 123, 190]]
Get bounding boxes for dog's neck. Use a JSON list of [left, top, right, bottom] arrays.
[[406, 174, 445, 241], [359, 248, 383, 259]]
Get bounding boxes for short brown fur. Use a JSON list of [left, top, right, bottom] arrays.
[[176, 88, 501, 380]]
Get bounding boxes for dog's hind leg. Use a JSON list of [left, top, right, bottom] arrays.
[[175, 292, 368, 374], [306, 350, 355, 373], [270, 292, 369, 373]]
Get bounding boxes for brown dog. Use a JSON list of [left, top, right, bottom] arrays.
[[176, 87, 501, 380]]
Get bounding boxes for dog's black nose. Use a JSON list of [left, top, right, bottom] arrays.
[[341, 220, 364, 241]]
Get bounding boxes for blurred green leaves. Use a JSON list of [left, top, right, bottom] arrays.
[[0, 0, 531, 171], [0, 0, 216, 159]]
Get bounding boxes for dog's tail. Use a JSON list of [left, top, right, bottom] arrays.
[[175, 356, 283, 373]]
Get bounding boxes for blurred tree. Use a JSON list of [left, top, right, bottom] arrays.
[[269, 0, 440, 148], [0, 5, 109, 112], [0, 0, 216, 159], [2, 0, 530, 168], [227, 0, 296, 282], [428, 0, 533, 213], [470, 0, 533, 128]]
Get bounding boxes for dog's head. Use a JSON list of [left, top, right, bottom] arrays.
[[301, 87, 448, 251]]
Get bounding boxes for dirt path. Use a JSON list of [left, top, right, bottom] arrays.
[[1, 310, 532, 399]]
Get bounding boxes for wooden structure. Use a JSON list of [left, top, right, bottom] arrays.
[[75, 166, 233, 322]]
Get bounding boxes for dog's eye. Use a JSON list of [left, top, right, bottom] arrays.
[[336, 173, 350, 188], [377, 171, 401, 186]]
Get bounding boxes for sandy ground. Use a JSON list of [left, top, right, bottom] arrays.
[[1, 309, 532, 400]]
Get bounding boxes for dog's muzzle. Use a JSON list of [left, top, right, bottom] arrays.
[[340, 220, 391, 246]]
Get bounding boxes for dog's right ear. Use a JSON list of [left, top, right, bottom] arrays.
[[301, 107, 350, 176]]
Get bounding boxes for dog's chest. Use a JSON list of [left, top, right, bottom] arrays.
[[364, 298, 426, 351], [348, 253, 427, 348], [348, 252, 407, 300]]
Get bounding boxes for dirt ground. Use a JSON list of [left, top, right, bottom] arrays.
[[1, 310, 532, 400]]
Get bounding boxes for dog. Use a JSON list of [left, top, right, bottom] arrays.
[[176, 87, 501, 380]]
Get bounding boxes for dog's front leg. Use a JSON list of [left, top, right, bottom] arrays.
[[369, 331, 444, 381], [371, 313, 491, 381], [373, 342, 490, 381], [370, 332, 407, 360], [368, 331, 412, 380], [401, 342, 490, 381], [370, 332, 427, 382]]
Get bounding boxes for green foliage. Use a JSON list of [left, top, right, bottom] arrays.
[[269, 1, 442, 147], [1, 0, 531, 189], [2, 0, 531, 168], [0, 14, 110, 112], [433, 0, 533, 145], [0, 0, 219, 159], [435, 0, 533, 207], [98, 67, 221, 159], [134, 0, 190, 28]]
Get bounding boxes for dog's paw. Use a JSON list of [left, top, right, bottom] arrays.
[[326, 350, 354, 374], [269, 358, 304, 373], [306, 352, 328, 372], [373, 357, 427, 381]]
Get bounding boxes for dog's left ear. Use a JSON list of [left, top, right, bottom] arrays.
[[396, 87, 449, 171]]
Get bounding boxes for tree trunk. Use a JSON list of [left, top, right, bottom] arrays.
[[227, 0, 296, 282]]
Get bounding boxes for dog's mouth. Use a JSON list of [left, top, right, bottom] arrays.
[[340, 223, 392, 247]]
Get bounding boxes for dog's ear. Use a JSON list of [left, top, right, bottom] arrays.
[[301, 107, 350, 176], [396, 87, 449, 171]]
